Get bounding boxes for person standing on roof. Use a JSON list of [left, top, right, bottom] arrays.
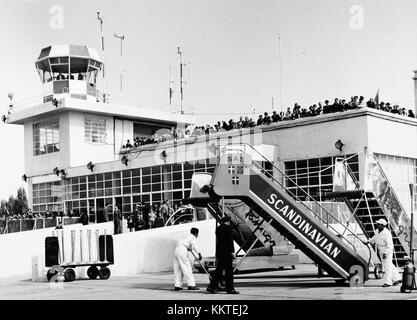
[[364, 218, 402, 287], [173, 227, 202, 291]]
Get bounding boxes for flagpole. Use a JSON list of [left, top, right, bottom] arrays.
[[278, 33, 283, 114]]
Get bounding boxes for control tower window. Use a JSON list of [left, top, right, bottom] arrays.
[[33, 119, 60, 156], [84, 117, 106, 144]]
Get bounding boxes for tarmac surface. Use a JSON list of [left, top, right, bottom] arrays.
[[0, 264, 416, 300]]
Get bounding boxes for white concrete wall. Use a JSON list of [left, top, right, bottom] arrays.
[[0, 222, 113, 280], [0, 220, 216, 281], [112, 219, 216, 275], [25, 113, 70, 177], [68, 112, 116, 167], [367, 114, 417, 159]]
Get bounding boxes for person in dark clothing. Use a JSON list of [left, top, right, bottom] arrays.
[[207, 215, 239, 294], [262, 112, 271, 125], [141, 202, 150, 229], [127, 212, 135, 232], [271, 110, 280, 122], [102, 204, 110, 222], [113, 206, 122, 234], [408, 109, 415, 118], [154, 213, 164, 228], [79, 210, 89, 226], [256, 115, 263, 126]]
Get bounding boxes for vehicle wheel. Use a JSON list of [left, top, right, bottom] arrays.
[[98, 267, 111, 280], [374, 264, 384, 279], [292, 265, 296, 270], [87, 266, 99, 279], [64, 268, 76, 282], [46, 269, 58, 281], [400, 286, 405, 293]]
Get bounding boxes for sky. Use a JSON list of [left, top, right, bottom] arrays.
[[0, 0, 417, 199]]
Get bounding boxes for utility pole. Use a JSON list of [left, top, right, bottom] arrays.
[[114, 33, 125, 95], [169, 65, 174, 106], [97, 12, 106, 99], [278, 33, 283, 113], [177, 46, 184, 114], [410, 183, 415, 263]]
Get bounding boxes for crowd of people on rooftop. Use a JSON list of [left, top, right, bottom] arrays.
[[123, 95, 416, 150]]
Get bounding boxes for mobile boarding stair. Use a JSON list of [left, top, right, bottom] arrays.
[[188, 144, 371, 286], [324, 155, 417, 271]]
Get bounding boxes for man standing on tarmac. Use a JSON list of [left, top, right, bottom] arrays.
[[364, 218, 402, 287], [173, 227, 202, 291], [208, 215, 239, 294]]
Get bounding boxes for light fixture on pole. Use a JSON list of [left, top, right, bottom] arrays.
[[335, 139, 344, 151], [160, 150, 167, 160], [121, 155, 128, 166], [53, 167, 60, 176], [60, 169, 67, 179], [87, 161, 95, 172]]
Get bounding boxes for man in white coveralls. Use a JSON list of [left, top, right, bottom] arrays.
[[173, 227, 202, 291], [364, 218, 402, 287]]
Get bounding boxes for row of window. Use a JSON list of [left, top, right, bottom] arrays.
[[284, 154, 359, 200], [32, 160, 216, 214], [32, 117, 107, 156]]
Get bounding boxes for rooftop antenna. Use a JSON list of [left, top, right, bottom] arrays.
[[278, 33, 283, 113], [177, 46, 184, 114], [97, 12, 106, 99], [169, 65, 174, 106], [188, 59, 192, 114], [114, 33, 125, 96]]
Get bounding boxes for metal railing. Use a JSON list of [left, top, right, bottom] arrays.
[[0, 217, 80, 235], [223, 143, 372, 262]]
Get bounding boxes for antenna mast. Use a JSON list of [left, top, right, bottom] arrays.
[[177, 46, 184, 114], [97, 12, 106, 99], [114, 33, 125, 95], [278, 33, 283, 113]]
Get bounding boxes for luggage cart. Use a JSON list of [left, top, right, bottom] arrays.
[[45, 228, 114, 282]]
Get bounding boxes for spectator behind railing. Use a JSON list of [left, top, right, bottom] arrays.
[[121, 95, 416, 151]]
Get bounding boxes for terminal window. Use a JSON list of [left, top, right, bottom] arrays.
[[84, 117, 106, 144], [284, 154, 359, 201], [33, 119, 60, 156]]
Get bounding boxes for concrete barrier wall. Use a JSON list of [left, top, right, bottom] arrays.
[[0, 222, 114, 280], [0, 219, 216, 281], [112, 219, 216, 275]]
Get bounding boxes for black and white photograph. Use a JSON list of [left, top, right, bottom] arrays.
[[1, 0, 417, 313]]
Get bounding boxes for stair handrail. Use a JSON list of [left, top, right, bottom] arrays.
[[224, 143, 371, 259], [368, 154, 415, 258], [371, 155, 412, 225]]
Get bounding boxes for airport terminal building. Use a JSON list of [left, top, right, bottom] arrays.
[[5, 44, 417, 232]]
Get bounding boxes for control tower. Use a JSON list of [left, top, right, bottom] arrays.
[[35, 44, 103, 103], [5, 44, 193, 214]]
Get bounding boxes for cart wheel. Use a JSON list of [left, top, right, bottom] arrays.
[[64, 268, 76, 282], [46, 269, 58, 281], [98, 267, 111, 280], [374, 264, 384, 279], [87, 266, 99, 279], [292, 265, 296, 270]]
